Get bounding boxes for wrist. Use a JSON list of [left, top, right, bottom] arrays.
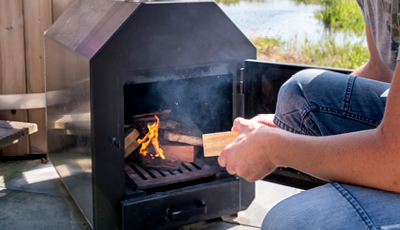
[[256, 125, 286, 168]]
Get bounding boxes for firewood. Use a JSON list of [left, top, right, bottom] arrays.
[[138, 153, 181, 170], [202, 131, 239, 157], [163, 116, 203, 146], [164, 132, 203, 146], [132, 110, 171, 122], [158, 120, 180, 130], [162, 144, 195, 162], [124, 128, 140, 158]]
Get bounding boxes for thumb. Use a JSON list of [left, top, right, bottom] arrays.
[[231, 117, 246, 132]]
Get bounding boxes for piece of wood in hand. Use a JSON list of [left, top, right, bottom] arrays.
[[162, 144, 195, 162], [202, 131, 239, 157], [124, 128, 140, 158]]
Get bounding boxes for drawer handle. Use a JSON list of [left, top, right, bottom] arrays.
[[167, 201, 207, 221]]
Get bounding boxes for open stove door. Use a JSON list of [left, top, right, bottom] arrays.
[[243, 60, 352, 189]]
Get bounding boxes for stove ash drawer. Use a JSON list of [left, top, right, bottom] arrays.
[[122, 177, 253, 230]]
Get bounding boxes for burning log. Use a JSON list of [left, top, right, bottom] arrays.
[[158, 120, 180, 130], [132, 110, 171, 122], [164, 132, 203, 146], [162, 144, 195, 163], [138, 148, 181, 170], [127, 113, 203, 169], [124, 128, 140, 158], [163, 116, 203, 146]]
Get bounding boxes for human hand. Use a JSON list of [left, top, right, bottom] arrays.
[[250, 114, 277, 128], [217, 117, 279, 182]]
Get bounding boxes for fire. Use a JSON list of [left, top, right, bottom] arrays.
[[137, 115, 165, 159]]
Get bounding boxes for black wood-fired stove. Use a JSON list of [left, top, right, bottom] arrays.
[[45, 0, 351, 229]]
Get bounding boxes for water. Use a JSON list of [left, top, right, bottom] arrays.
[[218, 0, 364, 45]]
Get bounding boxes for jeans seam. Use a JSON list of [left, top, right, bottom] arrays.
[[343, 75, 356, 113], [331, 182, 378, 230], [310, 106, 381, 127], [273, 116, 302, 134]]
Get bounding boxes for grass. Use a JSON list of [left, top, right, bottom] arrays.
[[291, 0, 364, 35], [214, 0, 240, 5], [252, 36, 369, 69], [253, 0, 367, 69], [314, 0, 364, 35], [215, 0, 368, 69], [290, 0, 322, 4]]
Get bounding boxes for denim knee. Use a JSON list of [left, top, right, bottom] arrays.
[[273, 69, 388, 136], [273, 69, 322, 135]]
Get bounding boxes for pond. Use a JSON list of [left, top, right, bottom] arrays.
[[217, 0, 364, 45]]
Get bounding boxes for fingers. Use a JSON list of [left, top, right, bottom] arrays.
[[251, 114, 277, 128], [218, 142, 236, 175], [231, 117, 246, 132], [225, 165, 236, 175]]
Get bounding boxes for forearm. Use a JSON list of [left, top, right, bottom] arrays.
[[351, 61, 392, 83], [268, 126, 400, 192], [351, 24, 393, 83]]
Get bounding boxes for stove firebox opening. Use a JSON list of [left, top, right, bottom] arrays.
[[123, 74, 233, 195]]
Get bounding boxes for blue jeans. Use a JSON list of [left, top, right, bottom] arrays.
[[262, 69, 400, 229]]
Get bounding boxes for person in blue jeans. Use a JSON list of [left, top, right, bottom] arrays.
[[218, 1, 400, 229]]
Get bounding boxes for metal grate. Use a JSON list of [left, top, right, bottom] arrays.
[[125, 161, 219, 190]]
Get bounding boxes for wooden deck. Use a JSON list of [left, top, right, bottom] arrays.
[[0, 120, 38, 149]]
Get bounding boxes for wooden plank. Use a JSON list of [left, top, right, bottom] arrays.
[[24, 0, 52, 154], [164, 132, 203, 146], [132, 110, 171, 121], [202, 131, 239, 157], [0, 0, 30, 156], [0, 120, 38, 135], [52, 0, 74, 22], [0, 121, 38, 149], [0, 128, 22, 149], [162, 144, 195, 163], [125, 129, 140, 150], [124, 128, 140, 158], [125, 141, 139, 158], [163, 116, 203, 146]]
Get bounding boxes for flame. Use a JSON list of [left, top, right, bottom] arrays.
[[137, 115, 165, 159]]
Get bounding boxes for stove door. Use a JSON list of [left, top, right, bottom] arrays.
[[243, 60, 352, 189]]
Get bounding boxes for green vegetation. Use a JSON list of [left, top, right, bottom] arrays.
[[290, 0, 322, 4], [251, 0, 368, 69], [215, 0, 368, 69], [315, 0, 364, 35], [214, 0, 240, 5], [252, 36, 369, 69], [291, 0, 364, 34]]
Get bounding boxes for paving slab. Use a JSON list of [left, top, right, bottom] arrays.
[[0, 160, 41, 184], [0, 160, 301, 230], [0, 188, 90, 230], [223, 181, 302, 228]]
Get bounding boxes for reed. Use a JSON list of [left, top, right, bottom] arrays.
[[251, 36, 369, 69], [314, 0, 364, 35]]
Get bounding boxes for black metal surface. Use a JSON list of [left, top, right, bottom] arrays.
[[45, 1, 256, 229], [244, 60, 352, 189], [125, 161, 220, 189], [121, 177, 249, 230], [244, 60, 353, 117]]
